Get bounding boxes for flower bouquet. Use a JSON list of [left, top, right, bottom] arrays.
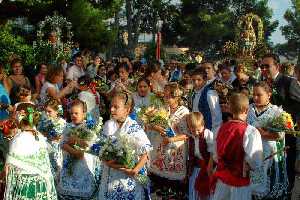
[[137, 106, 175, 138], [95, 79, 110, 93], [64, 114, 103, 175], [262, 111, 300, 136], [38, 113, 65, 140], [89, 133, 149, 186]]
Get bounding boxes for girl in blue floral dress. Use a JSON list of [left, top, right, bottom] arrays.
[[57, 99, 102, 200], [97, 92, 152, 200]]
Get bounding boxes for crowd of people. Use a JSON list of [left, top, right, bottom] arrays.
[[0, 50, 299, 200]]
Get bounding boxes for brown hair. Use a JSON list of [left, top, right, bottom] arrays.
[[229, 93, 249, 115], [192, 68, 207, 80], [46, 65, 64, 83], [45, 98, 61, 112], [70, 99, 87, 113], [186, 112, 205, 129], [253, 81, 272, 94], [164, 82, 184, 105], [10, 58, 22, 67], [16, 103, 40, 128], [165, 82, 183, 97]]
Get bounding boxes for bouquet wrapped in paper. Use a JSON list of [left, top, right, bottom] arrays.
[[89, 133, 149, 186], [262, 111, 300, 136]]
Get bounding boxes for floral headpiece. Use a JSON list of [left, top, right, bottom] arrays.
[[16, 103, 40, 127]]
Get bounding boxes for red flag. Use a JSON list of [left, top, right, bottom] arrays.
[[156, 32, 161, 60]]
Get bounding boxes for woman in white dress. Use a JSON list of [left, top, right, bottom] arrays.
[[247, 82, 288, 199], [147, 82, 189, 199], [97, 92, 152, 200]]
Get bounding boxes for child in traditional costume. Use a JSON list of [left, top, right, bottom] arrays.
[[97, 92, 152, 200], [211, 93, 263, 200], [147, 83, 189, 199], [247, 82, 289, 199], [37, 99, 66, 182], [190, 68, 222, 134], [187, 112, 214, 200], [3, 104, 57, 200], [57, 99, 102, 200]]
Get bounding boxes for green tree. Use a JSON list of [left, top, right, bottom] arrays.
[[0, 23, 34, 70], [280, 0, 300, 64], [163, 0, 278, 59], [67, 0, 122, 51]]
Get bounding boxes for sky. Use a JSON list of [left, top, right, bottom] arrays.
[[268, 0, 292, 44]]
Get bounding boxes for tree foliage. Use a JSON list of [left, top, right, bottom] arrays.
[[162, 0, 278, 59], [68, 0, 122, 51], [0, 23, 34, 70], [279, 0, 300, 64]]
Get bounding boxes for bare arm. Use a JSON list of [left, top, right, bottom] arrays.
[[3, 77, 12, 95], [34, 76, 41, 94]]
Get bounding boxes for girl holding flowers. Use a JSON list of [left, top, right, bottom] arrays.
[[247, 81, 288, 199], [57, 99, 102, 200], [37, 99, 66, 181], [3, 104, 57, 200], [97, 92, 152, 200], [147, 82, 189, 199]]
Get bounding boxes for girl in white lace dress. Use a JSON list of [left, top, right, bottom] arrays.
[[247, 82, 288, 199]]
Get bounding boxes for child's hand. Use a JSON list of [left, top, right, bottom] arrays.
[[162, 137, 172, 145], [152, 125, 166, 136]]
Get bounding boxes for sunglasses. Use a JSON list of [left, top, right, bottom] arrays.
[[260, 64, 271, 69]]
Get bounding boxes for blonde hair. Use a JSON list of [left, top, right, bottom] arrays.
[[186, 112, 205, 129], [113, 92, 134, 113], [229, 93, 249, 115]]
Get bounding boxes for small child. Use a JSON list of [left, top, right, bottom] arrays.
[[37, 99, 66, 181], [78, 75, 101, 120], [211, 93, 263, 200], [57, 99, 100, 199], [187, 112, 214, 200]]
